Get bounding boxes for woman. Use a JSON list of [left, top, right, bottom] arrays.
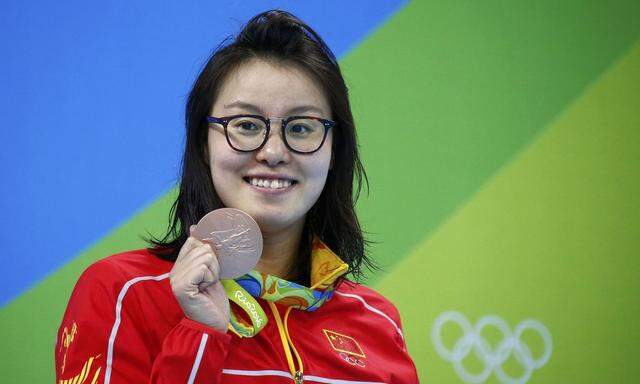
[[55, 10, 419, 384]]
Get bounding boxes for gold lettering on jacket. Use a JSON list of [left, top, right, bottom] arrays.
[[59, 322, 78, 374], [58, 354, 102, 384]]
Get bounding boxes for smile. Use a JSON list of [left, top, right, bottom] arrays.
[[243, 177, 298, 191]]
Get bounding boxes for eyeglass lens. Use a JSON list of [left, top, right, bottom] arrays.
[[226, 116, 325, 153]]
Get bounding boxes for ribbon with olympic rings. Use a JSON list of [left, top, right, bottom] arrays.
[[221, 279, 268, 337], [222, 270, 339, 337]]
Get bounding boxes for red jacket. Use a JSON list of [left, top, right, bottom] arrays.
[[55, 248, 419, 383]]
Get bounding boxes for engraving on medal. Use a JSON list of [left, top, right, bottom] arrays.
[[202, 212, 256, 254], [193, 208, 263, 279]]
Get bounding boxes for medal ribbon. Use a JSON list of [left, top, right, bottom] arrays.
[[222, 237, 348, 337], [221, 279, 268, 337]]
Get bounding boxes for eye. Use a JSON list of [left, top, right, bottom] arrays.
[[229, 117, 265, 136], [288, 124, 311, 135], [239, 121, 259, 131]]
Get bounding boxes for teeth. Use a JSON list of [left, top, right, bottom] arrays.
[[248, 178, 293, 189]]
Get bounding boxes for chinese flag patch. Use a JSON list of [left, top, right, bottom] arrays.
[[323, 329, 365, 358]]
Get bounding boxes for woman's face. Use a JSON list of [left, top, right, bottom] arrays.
[[207, 58, 333, 234]]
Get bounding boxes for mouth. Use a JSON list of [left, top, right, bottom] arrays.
[[242, 176, 298, 191]]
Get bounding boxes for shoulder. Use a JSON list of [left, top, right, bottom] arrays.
[[335, 280, 400, 315], [62, 249, 176, 323], [333, 280, 404, 334], [82, 248, 172, 279], [74, 249, 174, 298]]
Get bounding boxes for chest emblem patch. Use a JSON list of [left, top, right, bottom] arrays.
[[323, 329, 366, 360]]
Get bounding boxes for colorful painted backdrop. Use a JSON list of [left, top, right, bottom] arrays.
[[2, 1, 639, 382]]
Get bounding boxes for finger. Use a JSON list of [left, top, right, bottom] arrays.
[[198, 268, 216, 291], [175, 244, 217, 275], [182, 242, 216, 265], [188, 249, 221, 281], [173, 243, 220, 284], [176, 236, 202, 263], [188, 263, 214, 289], [172, 243, 214, 283], [176, 237, 207, 264]]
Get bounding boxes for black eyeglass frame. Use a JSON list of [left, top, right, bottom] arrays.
[[206, 114, 335, 154]]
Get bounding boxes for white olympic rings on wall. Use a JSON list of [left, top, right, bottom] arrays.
[[431, 311, 552, 384]]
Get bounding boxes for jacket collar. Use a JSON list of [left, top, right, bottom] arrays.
[[309, 236, 349, 290]]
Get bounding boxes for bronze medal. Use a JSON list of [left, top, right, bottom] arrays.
[[191, 208, 262, 279]]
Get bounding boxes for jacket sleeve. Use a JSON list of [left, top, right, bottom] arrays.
[[388, 303, 421, 384], [55, 260, 232, 383]]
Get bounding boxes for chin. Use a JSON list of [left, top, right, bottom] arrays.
[[251, 211, 304, 234]]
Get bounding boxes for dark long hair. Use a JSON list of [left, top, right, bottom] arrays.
[[146, 9, 376, 283]]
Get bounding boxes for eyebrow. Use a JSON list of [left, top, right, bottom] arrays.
[[223, 101, 326, 116]]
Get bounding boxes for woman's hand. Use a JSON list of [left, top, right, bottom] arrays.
[[170, 231, 230, 332]]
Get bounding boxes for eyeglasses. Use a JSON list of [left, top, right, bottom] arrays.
[[206, 114, 335, 154]]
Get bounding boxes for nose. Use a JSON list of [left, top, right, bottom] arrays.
[[255, 122, 291, 166]]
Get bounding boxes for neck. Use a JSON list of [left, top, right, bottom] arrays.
[[255, 218, 305, 281]]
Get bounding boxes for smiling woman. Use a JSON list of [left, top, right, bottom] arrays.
[[207, 59, 335, 279], [55, 9, 419, 384]]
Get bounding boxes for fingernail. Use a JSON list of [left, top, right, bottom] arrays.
[[189, 225, 196, 236]]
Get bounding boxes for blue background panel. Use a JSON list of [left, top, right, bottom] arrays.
[[0, 0, 407, 306]]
